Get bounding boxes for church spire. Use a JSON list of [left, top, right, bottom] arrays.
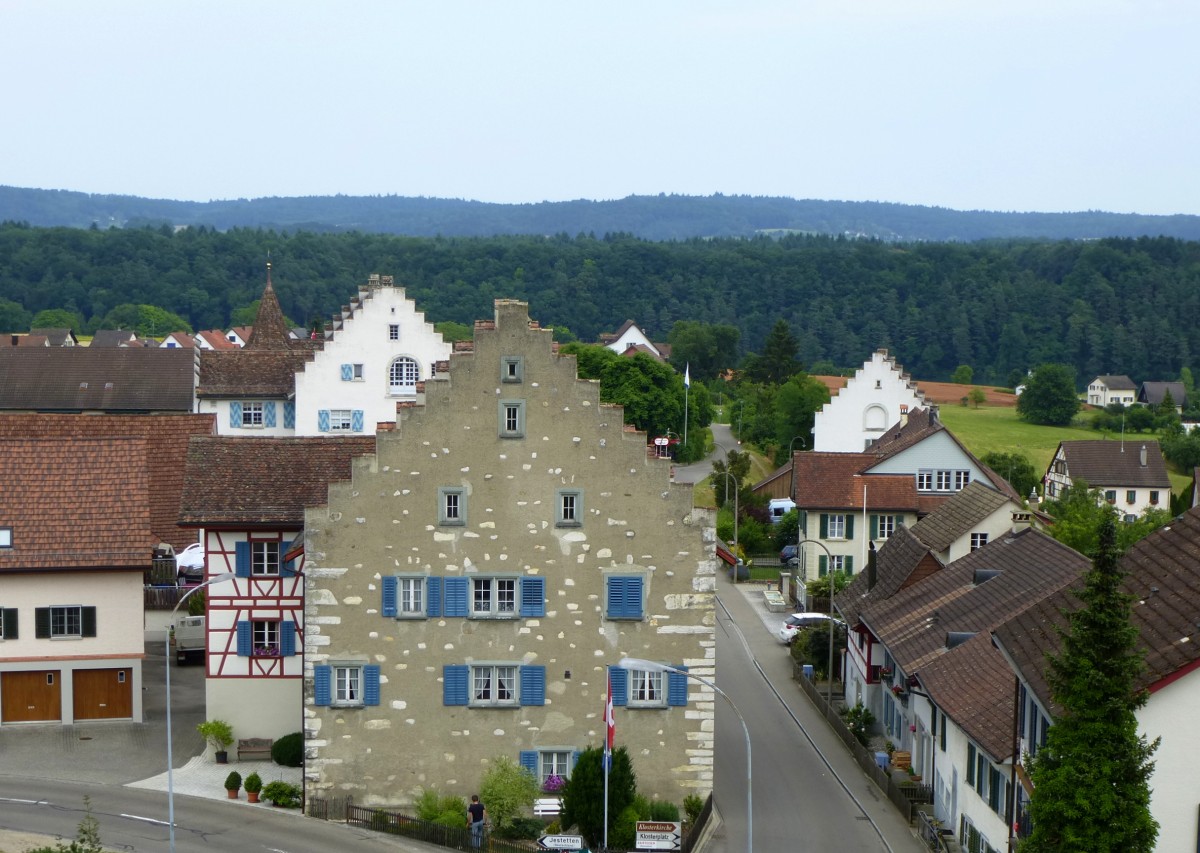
[[244, 260, 293, 351]]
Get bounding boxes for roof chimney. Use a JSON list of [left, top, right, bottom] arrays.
[[1012, 510, 1032, 533], [1140, 444, 1147, 467], [899, 405, 909, 428], [867, 541, 878, 590]]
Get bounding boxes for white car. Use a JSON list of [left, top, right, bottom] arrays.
[[778, 612, 844, 644], [174, 542, 205, 584]]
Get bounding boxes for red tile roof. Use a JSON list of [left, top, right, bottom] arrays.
[[792, 452, 921, 511], [0, 437, 152, 571]]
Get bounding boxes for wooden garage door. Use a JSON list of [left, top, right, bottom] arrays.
[[73, 668, 133, 720], [1, 671, 62, 723]]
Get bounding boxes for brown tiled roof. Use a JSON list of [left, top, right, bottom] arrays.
[[994, 506, 1200, 712], [30, 328, 77, 347], [0, 413, 216, 551], [1055, 439, 1172, 489], [90, 329, 139, 348], [245, 266, 294, 351], [918, 633, 1016, 761], [0, 437, 151, 571], [1095, 374, 1137, 391], [161, 332, 196, 349], [1138, 381, 1186, 408], [180, 436, 377, 525], [909, 481, 1015, 552], [861, 528, 1088, 681], [196, 330, 238, 350], [793, 452, 919, 510], [836, 527, 942, 627], [196, 349, 313, 397], [0, 348, 195, 412]]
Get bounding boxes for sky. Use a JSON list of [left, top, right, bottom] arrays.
[[2, 1, 1197, 216]]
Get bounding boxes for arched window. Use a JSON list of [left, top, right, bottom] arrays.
[[390, 357, 420, 395], [863, 404, 888, 432]]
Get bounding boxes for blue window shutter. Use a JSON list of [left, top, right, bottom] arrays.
[[284, 401, 295, 429], [314, 665, 332, 706], [519, 751, 538, 775], [341, 363, 353, 381], [520, 577, 545, 617], [235, 541, 251, 577], [444, 578, 469, 617], [236, 620, 251, 656], [572, 751, 582, 770], [443, 665, 469, 706], [352, 410, 364, 432], [608, 577, 644, 619], [667, 665, 689, 706], [280, 621, 296, 656], [364, 665, 381, 706], [264, 401, 277, 428], [427, 576, 443, 617], [819, 513, 829, 538], [382, 576, 398, 617], [608, 665, 628, 707], [520, 665, 546, 706], [318, 410, 330, 432], [229, 402, 242, 429]]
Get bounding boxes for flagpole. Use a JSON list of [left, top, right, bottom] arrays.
[[603, 671, 614, 851], [683, 363, 690, 449]]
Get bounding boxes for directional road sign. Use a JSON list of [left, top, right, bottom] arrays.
[[537, 834, 584, 850]]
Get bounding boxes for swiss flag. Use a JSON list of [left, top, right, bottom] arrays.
[[605, 672, 615, 753]]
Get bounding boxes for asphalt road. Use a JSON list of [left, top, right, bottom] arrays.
[[707, 571, 927, 853]]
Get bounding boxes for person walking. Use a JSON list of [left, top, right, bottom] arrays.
[[467, 794, 486, 849]]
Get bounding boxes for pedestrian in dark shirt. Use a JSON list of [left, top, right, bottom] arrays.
[[467, 794, 486, 848]]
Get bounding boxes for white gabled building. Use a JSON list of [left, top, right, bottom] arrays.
[[812, 349, 927, 452]]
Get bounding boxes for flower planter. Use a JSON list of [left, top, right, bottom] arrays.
[[226, 789, 238, 799], [247, 792, 260, 804]]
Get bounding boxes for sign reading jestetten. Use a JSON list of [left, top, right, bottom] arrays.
[[635, 820, 682, 851]]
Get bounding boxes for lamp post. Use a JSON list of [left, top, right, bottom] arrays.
[[795, 537, 841, 704], [618, 658, 752, 853], [712, 468, 740, 582], [166, 571, 236, 852]]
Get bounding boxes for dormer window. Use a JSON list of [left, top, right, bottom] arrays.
[[0, 527, 11, 548]]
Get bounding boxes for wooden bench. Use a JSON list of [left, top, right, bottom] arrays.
[[533, 798, 562, 818], [237, 737, 274, 762]]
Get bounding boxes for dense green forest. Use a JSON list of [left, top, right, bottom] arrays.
[[2, 222, 1199, 386], [5, 185, 1200, 242]]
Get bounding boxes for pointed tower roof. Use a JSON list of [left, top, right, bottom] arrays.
[[245, 263, 293, 351]]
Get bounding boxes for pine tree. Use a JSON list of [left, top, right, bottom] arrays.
[[1023, 515, 1159, 852], [560, 746, 636, 848]]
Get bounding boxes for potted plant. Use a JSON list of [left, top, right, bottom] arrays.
[[261, 780, 302, 808], [542, 774, 567, 795], [223, 771, 242, 799], [243, 771, 263, 804], [197, 719, 234, 764]]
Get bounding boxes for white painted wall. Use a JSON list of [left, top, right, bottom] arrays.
[[604, 323, 659, 357], [813, 351, 925, 452], [1139, 672, 1200, 852]]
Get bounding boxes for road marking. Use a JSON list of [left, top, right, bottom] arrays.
[[121, 813, 171, 827], [0, 798, 45, 805]]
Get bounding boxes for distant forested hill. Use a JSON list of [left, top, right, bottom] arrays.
[[3, 185, 1200, 242], [1, 223, 1198, 387]]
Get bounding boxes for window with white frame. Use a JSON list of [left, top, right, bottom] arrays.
[[829, 554, 849, 573], [388, 324, 400, 341], [557, 490, 582, 527], [827, 514, 846, 539], [351, 363, 364, 380], [0, 527, 10, 548], [252, 620, 280, 656], [471, 664, 518, 706], [397, 577, 425, 615], [241, 401, 264, 427], [917, 470, 933, 491], [936, 470, 953, 491], [51, 606, 82, 638], [540, 751, 572, 785], [439, 487, 466, 526], [389, 356, 419, 395], [876, 515, 896, 540], [501, 356, 524, 384], [328, 409, 353, 432], [498, 399, 525, 438], [955, 470, 970, 490], [970, 532, 989, 551], [335, 664, 363, 705], [628, 668, 666, 708], [251, 540, 280, 575], [472, 577, 517, 616]]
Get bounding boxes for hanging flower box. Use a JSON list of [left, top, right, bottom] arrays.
[[878, 666, 893, 678], [890, 684, 905, 697], [542, 774, 567, 794]]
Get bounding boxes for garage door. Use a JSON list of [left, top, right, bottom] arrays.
[[73, 668, 133, 720], [1, 670, 62, 723]]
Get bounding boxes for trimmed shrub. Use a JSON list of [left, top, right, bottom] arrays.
[[649, 800, 680, 822], [271, 732, 304, 767]]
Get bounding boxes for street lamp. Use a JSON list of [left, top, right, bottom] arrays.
[[166, 571, 236, 852], [786, 435, 805, 516], [712, 468, 740, 582], [796, 537, 840, 704], [618, 658, 752, 853]]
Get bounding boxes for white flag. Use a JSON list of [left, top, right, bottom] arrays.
[[684, 363, 690, 388]]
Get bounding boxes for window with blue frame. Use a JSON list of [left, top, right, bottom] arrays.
[[314, 662, 380, 708], [383, 576, 544, 619], [443, 663, 545, 707]]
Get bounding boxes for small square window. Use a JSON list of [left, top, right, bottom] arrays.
[[336, 665, 364, 705], [51, 606, 83, 638], [628, 668, 666, 708], [439, 487, 467, 526], [388, 324, 400, 341], [917, 470, 933, 491], [0, 527, 11, 548], [498, 399, 525, 438], [472, 577, 517, 617], [471, 664, 519, 706], [1150, 490, 1160, 505], [556, 490, 583, 527], [241, 401, 264, 428], [329, 409, 353, 432], [1105, 490, 1117, 504], [1126, 490, 1137, 505], [252, 620, 280, 657], [501, 356, 524, 384]]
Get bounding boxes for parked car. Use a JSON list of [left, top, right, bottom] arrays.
[[778, 612, 845, 644], [780, 544, 799, 564], [175, 542, 205, 584]]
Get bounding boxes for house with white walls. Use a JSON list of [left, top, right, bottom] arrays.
[[993, 506, 1200, 852], [1086, 374, 1137, 407], [599, 320, 667, 360], [812, 349, 927, 452], [196, 270, 450, 438], [1042, 439, 1171, 515], [301, 300, 715, 808], [177, 435, 376, 744]]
